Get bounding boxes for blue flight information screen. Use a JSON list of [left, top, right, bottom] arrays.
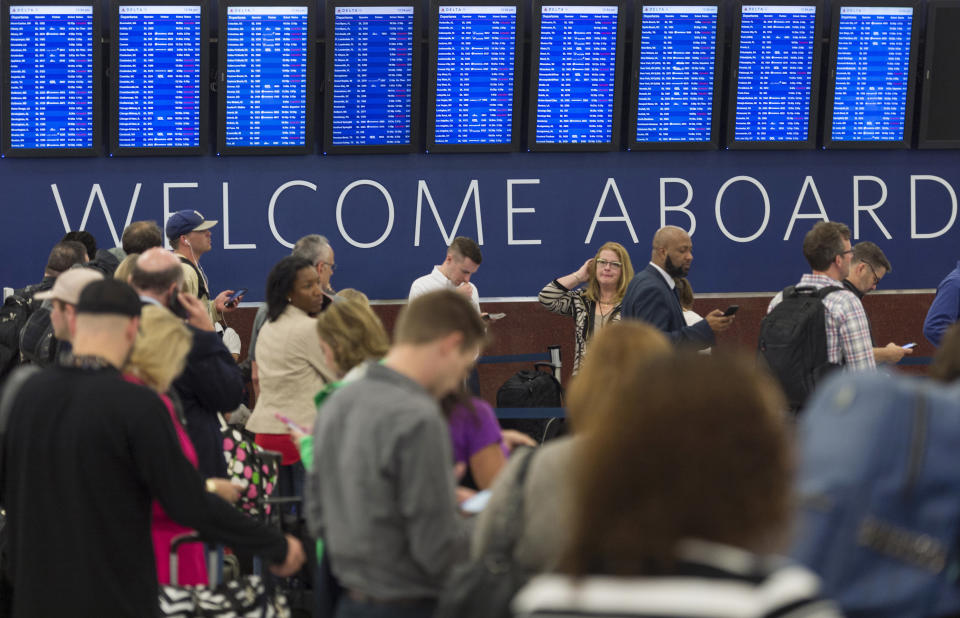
[[331, 6, 415, 147], [7, 5, 94, 150], [224, 5, 308, 148], [636, 5, 718, 143], [434, 5, 517, 145], [117, 5, 202, 149], [734, 5, 817, 142], [535, 5, 619, 144], [830, 6, 912, 142]]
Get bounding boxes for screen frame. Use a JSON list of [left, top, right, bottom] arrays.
[[822, 0, 919, 149], [1, 0, 102, 157], [725, 0, 823, 150], [527, 0, 626, 152], [109, 0, 208, 156], [323, 0, 422, 155], [425, 0, 523, 153], [216, 0, 316, 156], [916, 0, 956, 148], [628, 0, 724, 151]]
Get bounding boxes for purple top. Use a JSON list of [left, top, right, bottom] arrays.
[[448, 398, 507, 464]]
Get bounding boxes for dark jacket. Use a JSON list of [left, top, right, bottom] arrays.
[[1, 363, 286, 617], [173, 326, 244, 479], [621, 264, 713, 349]]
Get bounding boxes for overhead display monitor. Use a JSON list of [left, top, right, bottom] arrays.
[[630, 2, 723, 150], [324, 2, 420, 154], [110, 1, 207, 155], [823, 3, 918, 148], [217, 1, 314, 155], [528, 1, 625, 151], [426, 1, 522, 152], [2, 0, 101, 157], [918, 0, 960, 148], [727, 2, 821, 149]]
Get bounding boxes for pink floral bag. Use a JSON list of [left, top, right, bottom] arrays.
[[220, 418, 280, 518]]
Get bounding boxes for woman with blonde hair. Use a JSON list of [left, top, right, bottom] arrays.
[[123, 305, 238, 586], [471, 321, 671, 575], [315, 297, 389, 378], [538, 241, 635, 373], [113, 252, 139, 283], [514, 353, 840, 618]]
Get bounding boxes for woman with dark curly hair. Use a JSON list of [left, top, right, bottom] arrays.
[[513, 353, 841, 618], [246, 256, 334, 499]]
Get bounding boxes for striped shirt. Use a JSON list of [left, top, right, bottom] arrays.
[[767, 273, 876, 370], [512, 540, 841, 618]]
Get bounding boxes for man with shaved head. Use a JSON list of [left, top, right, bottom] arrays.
[[129, 247, 243, 479], [621, 226, 733, 349], [0, 279, 303, 616]]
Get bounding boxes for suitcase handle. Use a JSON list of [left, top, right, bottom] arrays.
[[169, 533, 221, 587]]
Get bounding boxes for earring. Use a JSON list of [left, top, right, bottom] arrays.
[[287, 297, 292, 302]]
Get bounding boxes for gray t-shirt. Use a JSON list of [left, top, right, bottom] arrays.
[[306, 361, 470, 600]]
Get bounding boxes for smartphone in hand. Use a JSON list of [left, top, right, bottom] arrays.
[[460, 490, 492, 514], [722, 305, 739, 317], [226, 288, 248, 307], [274, 413, 309, 434]]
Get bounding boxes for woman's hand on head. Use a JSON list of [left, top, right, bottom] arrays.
[[576, 258, 593, 284]]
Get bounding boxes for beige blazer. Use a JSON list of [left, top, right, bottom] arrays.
[[246, 304, 335, 434]]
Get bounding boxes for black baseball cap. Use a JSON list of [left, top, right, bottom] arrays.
[[76, 279, 142, 318]]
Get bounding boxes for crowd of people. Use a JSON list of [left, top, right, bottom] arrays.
[[1, 211, 960, 618]]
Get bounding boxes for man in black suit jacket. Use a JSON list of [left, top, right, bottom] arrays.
[[129, 248, 243, 479], [622, 226, 733, 349]]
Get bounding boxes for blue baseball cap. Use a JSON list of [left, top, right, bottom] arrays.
[[165, 210, 218, 240]]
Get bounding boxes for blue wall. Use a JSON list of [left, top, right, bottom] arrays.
[[4, 148, 960, 300]]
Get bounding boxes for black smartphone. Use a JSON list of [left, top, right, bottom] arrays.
[[226, 288, 248, 306], [722, 305, 740, 317], [169, 292, 189, 319]]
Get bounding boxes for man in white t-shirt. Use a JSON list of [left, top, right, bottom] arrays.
[[408, 237, 482, 313]]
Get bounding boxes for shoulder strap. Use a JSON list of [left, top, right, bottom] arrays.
[[0, 366, 40, 480], [483, 446, 538, 558], [177, 255, 208, 300], [817, 285, 843, 299]]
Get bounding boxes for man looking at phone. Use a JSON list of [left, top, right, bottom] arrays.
[[767, 221, 875, 370], [166, 209, 241, 326], [307, 290, 485, 618], [409, 236, 483, 314], [129, 248, 244, 479], [841, 241, 912, 365], [622, 226, 732, 349]]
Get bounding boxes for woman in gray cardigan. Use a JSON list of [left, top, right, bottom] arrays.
[[537, 242, 634, 374]]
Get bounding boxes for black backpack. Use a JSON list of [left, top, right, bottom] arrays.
[[496, 370, 562, 408], [496, 370, 565, 443], [18, 302, 56, 368], [758, 285, 841, 412], [0, 295, 37, 383]]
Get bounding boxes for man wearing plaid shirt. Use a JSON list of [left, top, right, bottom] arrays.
[[767, 221, 876, 370]]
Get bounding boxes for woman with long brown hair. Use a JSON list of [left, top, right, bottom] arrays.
[[513, 353, 840, 618], [472, 321, 672, 573]]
